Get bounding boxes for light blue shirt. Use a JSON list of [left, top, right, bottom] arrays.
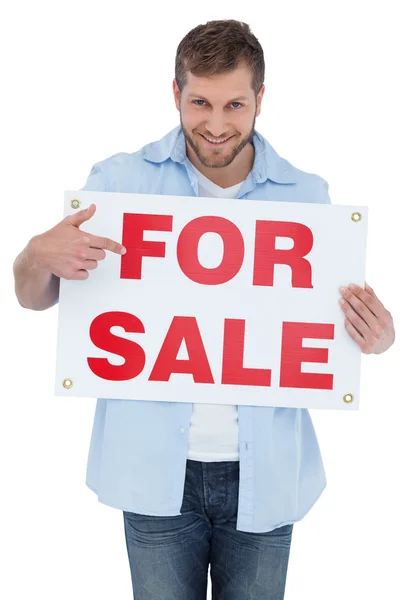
[[79, 125, 331, 533]]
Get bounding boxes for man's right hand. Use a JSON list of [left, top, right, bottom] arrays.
[[29, 204, 126, 280]]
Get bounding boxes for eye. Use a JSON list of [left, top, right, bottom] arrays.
[[192, 100, 243, 109]]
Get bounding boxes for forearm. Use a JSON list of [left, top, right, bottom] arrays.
[[13, 237, 60, 311]]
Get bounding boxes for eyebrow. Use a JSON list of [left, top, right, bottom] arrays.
[[188, 94, 248, 102]]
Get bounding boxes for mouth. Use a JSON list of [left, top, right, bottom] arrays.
[[200, 134, 234, 147]]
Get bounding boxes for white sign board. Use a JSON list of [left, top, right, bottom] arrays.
[[55, 190, 368, 410]]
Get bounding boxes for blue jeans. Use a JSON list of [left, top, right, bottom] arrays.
[[123, 459, 293, 599]]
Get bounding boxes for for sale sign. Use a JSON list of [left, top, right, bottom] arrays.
[[55, 190, 368, 410]]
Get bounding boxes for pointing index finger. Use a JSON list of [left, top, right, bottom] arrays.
[[88, 233, 126, 255]]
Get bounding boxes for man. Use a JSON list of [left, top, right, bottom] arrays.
[[13, 19, 395, 600]]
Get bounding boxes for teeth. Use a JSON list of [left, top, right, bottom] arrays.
[[204, 136, 229, 144]]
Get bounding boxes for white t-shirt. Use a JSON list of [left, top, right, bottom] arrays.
[[186, 160, 245, 462]]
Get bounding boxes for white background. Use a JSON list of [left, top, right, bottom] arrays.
[[1, 1, 399, 598]]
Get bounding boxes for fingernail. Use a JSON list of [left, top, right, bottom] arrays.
[[121, 247, 127, 254], [339, 286, 347, 294], [349, 284, 356, 290]]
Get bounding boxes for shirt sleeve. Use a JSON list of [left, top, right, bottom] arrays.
[[79, 161, 107, 192], [318, 177, 331, 204]]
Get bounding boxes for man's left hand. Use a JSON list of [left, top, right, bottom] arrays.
[[339, 282, 395, 354]]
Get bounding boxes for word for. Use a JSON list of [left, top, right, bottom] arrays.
[[120, 213, 315, 287]]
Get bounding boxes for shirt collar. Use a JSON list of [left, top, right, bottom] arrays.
[[143, 125, 298, 184]]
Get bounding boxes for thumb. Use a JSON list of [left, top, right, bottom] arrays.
[[67, 204, 96, 228]]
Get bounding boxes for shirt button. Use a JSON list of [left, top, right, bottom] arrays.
[[179, 427, 185, 434]]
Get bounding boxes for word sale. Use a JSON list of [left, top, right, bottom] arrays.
[[87, 312, 334, 390]]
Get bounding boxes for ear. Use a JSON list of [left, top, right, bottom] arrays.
[[256, 84, 265, 117], [172, 79, 181, 111]]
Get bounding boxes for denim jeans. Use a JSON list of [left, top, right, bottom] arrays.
[[123, 459, 293, 599]]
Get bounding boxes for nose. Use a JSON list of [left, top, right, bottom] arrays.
[[204, 114, 230, 139]]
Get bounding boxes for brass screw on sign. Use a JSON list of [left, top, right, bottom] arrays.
[[70, 198, 81, 209], [351, 212, 362, 222], [343, 393, 354, 404], [62, 378, 73, 390]]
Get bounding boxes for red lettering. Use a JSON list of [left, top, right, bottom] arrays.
[[177, 216, 244, 284], [280, 322, 334, 389], [149, 316, 214, 383], [87, 311, 146, 381], [87, 313, 334, 392], [253, 221, 314, 288], [221, 319, 271, 386], [121, 213, 173, 279]]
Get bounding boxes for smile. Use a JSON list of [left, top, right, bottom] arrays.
[[200, 134, 234, 146]]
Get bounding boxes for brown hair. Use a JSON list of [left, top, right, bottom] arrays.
[[175, 20, 265, 98]]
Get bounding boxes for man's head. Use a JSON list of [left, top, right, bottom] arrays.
[[173, 20, 265, 171]]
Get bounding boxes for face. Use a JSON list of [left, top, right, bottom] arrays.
[[173, 62, 265, 169]]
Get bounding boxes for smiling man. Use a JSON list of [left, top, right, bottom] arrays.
[[13, 18, 395, 600], [177, 61, 258, 189]]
